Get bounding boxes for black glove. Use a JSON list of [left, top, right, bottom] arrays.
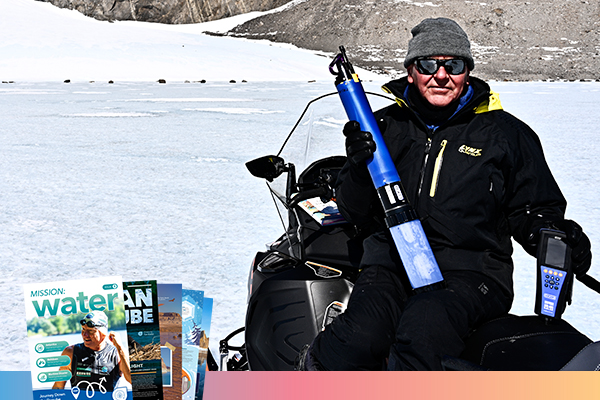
[[529, 219, 592, 278], [343, 121, 376, 166]]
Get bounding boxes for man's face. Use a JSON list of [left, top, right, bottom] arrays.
[[81, 325, 106, 351], [407, 56, 469, 108]]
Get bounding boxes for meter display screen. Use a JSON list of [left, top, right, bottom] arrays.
[[544, 237, 567, 269]]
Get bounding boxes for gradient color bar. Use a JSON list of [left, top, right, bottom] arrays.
[[4, 371, 600, 400], [204, 371, 600, 400]]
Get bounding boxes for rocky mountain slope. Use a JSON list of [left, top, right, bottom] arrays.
[[38, 0, 599, 80], [227, 0, 600, 81]]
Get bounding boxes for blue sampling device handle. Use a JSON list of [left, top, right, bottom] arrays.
[[330, 46, 444, 291]]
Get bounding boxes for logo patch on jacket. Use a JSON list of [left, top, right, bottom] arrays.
[[458, 144, 483, 157]]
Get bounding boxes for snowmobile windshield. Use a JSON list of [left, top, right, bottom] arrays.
[[265, 91, 393, 232], [273, 93, 346, 195]]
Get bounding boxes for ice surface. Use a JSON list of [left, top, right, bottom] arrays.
[[0, 80, 349, 370], [2, 0, 599, 371], [3, 79, 600, 371]]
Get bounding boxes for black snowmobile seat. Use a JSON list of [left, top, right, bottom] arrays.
[[459, 314, 593, 370]]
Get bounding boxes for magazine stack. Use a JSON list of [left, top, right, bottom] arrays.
[[24, 277, 213, 400]]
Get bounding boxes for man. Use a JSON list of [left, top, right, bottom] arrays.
[[299, 17, 592, 370], [53, 311, 132, 391]]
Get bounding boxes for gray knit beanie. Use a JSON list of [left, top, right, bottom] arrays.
[[404, 18, 475, 71]]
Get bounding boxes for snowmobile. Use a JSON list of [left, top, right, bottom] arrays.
[[218, 90, 600, 372]]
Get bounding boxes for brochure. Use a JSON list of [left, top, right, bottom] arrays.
[[24, 276, 132, 400], [181, 290, 203, 400], [157, 284, 182, 400], [124, 280, 163, 400], [297, 197, 346, 226], [194, 297, 212, 400]]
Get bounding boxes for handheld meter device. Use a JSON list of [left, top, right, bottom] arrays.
[[534, 229, 573, 320]]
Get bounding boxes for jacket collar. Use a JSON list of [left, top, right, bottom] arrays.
[[382, 76, 502, 117]]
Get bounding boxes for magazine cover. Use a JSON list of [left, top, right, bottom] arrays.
[[24, 276, 132, 400], [181, 290, 203, 400], [194, 297, 212, 400], [297, 197, 346, 226], [157, 284, 182, 400], [124, 280, 163, 400]]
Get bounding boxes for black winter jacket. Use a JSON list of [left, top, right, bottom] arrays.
[[336, 76, 567, 297]]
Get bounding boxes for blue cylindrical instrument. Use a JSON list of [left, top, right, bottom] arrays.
[[330, 46, 444, 291]]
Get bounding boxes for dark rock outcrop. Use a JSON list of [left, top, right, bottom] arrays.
[[36, 0, 290, 24]]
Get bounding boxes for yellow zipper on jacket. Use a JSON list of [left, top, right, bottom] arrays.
[[430, 139, 448, 197], [417, 138, 433, 199]]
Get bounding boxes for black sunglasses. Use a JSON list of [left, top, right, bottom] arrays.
[[415, 58, 466, 75], [80, 319, 106, 328]]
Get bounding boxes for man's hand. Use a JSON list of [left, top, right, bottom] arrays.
[[108, 332, 123, 352], [343, 121, 376, 166], [109, 332, 132, 384], [530, 219, 592, 278]]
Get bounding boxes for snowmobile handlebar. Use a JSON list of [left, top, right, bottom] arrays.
[[577, 272, 600, 294], [287, 186, 333, 209]]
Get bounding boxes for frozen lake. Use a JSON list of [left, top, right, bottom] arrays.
[[2, 80, 600, 370]]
